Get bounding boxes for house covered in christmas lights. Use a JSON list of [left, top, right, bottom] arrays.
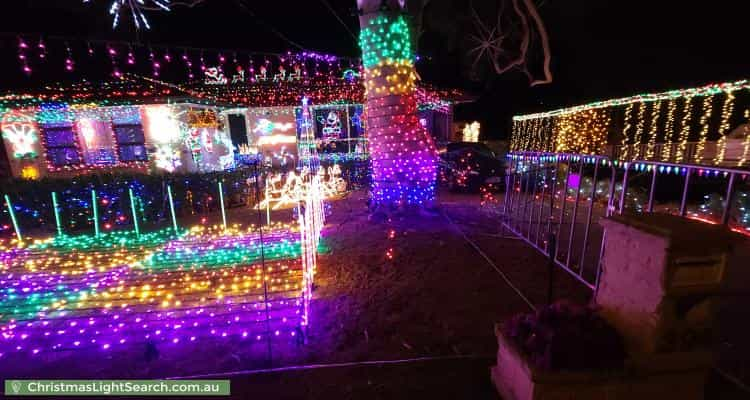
[[0, 76, 235, 179], [0, 71, 471, 179]]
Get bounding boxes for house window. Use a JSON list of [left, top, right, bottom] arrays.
[[43, 125, 81, 167], [114, 124, 148, 162]]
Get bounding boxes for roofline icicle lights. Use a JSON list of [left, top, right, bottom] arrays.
[[513, 79, 750, 121], [510, 79, 750, 165]]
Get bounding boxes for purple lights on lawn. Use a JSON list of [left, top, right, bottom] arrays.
[[0, 223, 317, 358]]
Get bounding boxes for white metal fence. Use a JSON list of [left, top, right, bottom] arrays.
[[502, 151, 750, 292]]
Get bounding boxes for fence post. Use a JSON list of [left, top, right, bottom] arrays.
[[535, 159, 549, 246], [721, 172, 736, 226], [618, 163, 630, 214], [647, 165, 657, 213], [579, 159, 600, 274], [679, 167, 692, 217], [547, 232, 557, 305], [546, 156, 559, 247], [509, 156, 520, 230], [526, 157, 540, 239], [554, 157, 572, 261], [565, 160, 585, 268]]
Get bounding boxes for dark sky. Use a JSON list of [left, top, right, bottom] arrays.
[[2, 0, 749, 139]]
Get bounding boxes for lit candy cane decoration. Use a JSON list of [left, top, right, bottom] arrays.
[[182, 50, 194, 80], [126, 46, 136, 65], [107, 44, 122, 78], [64, 42, 75, 72], [37, 37, 47, 60], [149, 48, 161, 77], [18, 37, 31, 75]]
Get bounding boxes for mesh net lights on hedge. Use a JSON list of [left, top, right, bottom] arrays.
[[359, 12, 438, 207]]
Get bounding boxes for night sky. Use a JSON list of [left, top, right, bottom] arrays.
[[2, 0, 749, 139]]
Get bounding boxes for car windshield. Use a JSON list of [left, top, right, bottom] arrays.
[[446, 142, 496, 158]]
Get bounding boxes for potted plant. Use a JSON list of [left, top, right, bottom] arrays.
[[492, 301, 626, 400], [492, 301, 711, 400]]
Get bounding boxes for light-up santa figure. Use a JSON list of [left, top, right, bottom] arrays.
[[320, 111, 342, 141], [358, 0, 438, 209]]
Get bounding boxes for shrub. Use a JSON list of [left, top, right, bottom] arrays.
[[503, 301, 626, 371]]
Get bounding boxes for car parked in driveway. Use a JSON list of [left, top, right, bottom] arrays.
[[440, 142, 505, 192]]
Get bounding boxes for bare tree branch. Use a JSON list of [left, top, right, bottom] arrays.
[[467, 0, 552, 86], [491, 0, 529, 75], [522, 0, 552, 86]]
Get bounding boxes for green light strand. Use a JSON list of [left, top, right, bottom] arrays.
[[51, 192, 63, 237], [167, 184, 178, 233], [91, 189, 100, 237], [30, 227, 183, 251], [4, 194, 22, 241], [129, 187, 140, 237], [218, 181, 227, 231]]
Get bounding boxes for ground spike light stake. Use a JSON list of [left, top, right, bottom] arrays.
[[167, 184, 178, 233], [129, 187, 140, 237], [4, 194, 22, 242], [218, 180, 227, 231], [91, 189, 100, 237], [51, 191, 63, 237]]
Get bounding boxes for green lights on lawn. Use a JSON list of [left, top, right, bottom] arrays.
[[51, 191, 63, 237], [91, 189, 100, 237], [167, 184, 178, 233], [218, 181, 227, 231], [129, 187, 140, 237], [4, 194, 22, 241]]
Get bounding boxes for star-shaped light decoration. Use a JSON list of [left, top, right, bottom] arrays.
[[83, 0, 171, 30]]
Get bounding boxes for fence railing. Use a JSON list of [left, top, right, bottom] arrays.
[[609, 139, 750, 167], [501, 151, 750, 292]]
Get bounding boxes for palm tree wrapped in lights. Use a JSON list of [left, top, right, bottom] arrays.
[[357, 0, 438, 210]]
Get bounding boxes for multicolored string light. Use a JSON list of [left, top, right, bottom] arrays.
[[359, 11, 438, 206], [0, 219, 324, 357]]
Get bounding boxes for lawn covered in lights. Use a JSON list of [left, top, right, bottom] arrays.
[[0, 222, 324, 358]]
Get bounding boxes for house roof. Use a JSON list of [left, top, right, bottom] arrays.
[[0, 74, 472, 112]]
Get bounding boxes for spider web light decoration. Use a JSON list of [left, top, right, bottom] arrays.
[[468, 7, 504, 73], [83, 0, 171, 30]]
